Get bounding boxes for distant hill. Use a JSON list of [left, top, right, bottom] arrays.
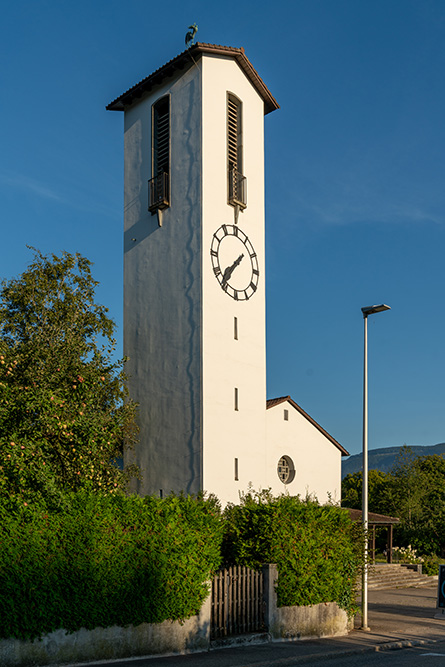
[[342, 443, 445, 479]]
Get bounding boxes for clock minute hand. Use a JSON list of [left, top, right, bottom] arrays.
[[222, 253, 244, 286]]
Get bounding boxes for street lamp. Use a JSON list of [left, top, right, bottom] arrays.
[[361, 303, 391, 631]]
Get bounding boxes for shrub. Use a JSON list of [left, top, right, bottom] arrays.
[[392, 545, 423, 564], [1, 489, 364, 641], [0, 491, 223, 640], [222, 490, 362, 616], [422, 555, 445, 577]]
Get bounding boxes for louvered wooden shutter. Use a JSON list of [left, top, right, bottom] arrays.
[[227, 95, 242, 172], [153, 97, 169, 176]]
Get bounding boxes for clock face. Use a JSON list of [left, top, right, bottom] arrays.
[[210, 224, 259, 301]]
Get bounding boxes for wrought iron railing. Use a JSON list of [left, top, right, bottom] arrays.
[[228, 167, 247, 209], [148, 172, 169, 212]]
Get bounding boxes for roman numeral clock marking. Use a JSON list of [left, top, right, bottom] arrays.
[[210, 225, 260, 301]]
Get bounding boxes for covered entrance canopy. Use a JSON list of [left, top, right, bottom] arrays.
[[345, 508, 400, 563]]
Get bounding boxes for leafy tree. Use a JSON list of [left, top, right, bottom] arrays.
[[387, 449, 445, 555], [383, 446, 425, 522], [342, 447, 445, 556], [341, 469, 391, 513], [0, 248, 138, 506]]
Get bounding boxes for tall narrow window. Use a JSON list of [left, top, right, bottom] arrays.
[[234, 387, 239, 411], [149, 95, 170, 213], [234, 458, 239, 481], [234, 316, 238, 340], [227, 94, 246, 209]]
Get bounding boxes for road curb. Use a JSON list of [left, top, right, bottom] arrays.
[[254, 638, 436, 665], [62, 638, 438, 667]]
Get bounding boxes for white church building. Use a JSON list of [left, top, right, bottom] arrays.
[[107, 43, 348, 506]]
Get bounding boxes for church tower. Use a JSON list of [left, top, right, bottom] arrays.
[[107, 44, 279, 505]]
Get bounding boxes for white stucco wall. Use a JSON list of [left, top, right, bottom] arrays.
[[265, 401, 342, 503], [120, 51, 342, 507], [123, 62, 204, 496], [121, 51, 345, 508], [201, 54, 267, 505], [122, 52, 269, 503]]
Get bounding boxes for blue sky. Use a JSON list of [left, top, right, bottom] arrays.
[[1, 0, 444, 457]]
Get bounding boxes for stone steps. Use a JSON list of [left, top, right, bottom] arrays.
[[367, 564, 437, 590]]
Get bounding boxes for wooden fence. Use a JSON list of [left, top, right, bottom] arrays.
[[211, 565, 265, 639]]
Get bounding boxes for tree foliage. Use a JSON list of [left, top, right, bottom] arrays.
[[0, 248, 138, 506], [341, 469, 391, 512], [341, 446, 445, 556], [388, 450, 445, 555]]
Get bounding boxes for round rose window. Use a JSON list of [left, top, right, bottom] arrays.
[[277, 455, 296, 484]]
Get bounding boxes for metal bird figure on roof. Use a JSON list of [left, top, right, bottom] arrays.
[[185, 24, 198, 48]]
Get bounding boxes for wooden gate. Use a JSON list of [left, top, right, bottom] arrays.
[[211, 565, 265, 639]]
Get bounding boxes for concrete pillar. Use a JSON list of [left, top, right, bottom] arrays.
[[262, 563, 278, 631]]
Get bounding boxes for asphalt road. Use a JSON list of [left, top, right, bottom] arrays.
[[308, 640, 445, 666]]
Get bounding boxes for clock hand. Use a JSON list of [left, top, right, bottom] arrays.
[[222, 254, 244, 286]]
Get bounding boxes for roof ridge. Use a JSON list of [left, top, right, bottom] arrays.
[[107, 44, 279, 114]]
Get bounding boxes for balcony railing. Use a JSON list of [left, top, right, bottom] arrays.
[[148, 172, 169, 212], [228, 167, 247, 209]]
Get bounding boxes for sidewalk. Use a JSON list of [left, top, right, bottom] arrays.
[[70, 582, 443, 667]]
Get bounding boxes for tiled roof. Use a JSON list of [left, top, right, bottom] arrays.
[[106, 43, 279, 114], [266, 395, 349, 456], [345, 508, 400, 525], [266, 396, 291, 409]]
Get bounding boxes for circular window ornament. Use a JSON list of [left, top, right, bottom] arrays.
[[277, 456, 296, 484]]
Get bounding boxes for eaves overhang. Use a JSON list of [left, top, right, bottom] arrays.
[[106, 43, 279, 115], [346, 508, 400, 525]]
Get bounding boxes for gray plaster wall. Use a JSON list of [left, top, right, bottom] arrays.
[[262, 564, 351, 641], [270, 603, 352, 640], [0, 598, 211, 666], [123, 62, 203, 496]]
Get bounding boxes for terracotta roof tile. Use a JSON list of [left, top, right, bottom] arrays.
[[107, 43, 279, 114]]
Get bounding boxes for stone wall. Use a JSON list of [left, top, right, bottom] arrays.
[[262, 564, 352, 641], [0, 598, 211, 667], [1, 566, 352, 666]]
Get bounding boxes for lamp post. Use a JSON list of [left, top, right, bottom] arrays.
[[361, 303, 391, 631]]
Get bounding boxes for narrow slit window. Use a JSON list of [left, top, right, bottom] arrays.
[[234, 458, 239, 481], [234, 387, 239, 411], [234, 316, 238, 340]]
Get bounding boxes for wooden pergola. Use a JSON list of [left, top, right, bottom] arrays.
[[345, 508, 400, 563]]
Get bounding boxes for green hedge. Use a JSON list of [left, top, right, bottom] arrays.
[[0, 492, 223, 641], [222, 491, 362, 616], [1, 490, 362, 641]]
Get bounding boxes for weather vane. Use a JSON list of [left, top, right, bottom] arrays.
[[185, 23, 198, 48]]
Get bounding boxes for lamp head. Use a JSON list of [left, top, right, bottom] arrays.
[[361, 304, 391, 317]]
